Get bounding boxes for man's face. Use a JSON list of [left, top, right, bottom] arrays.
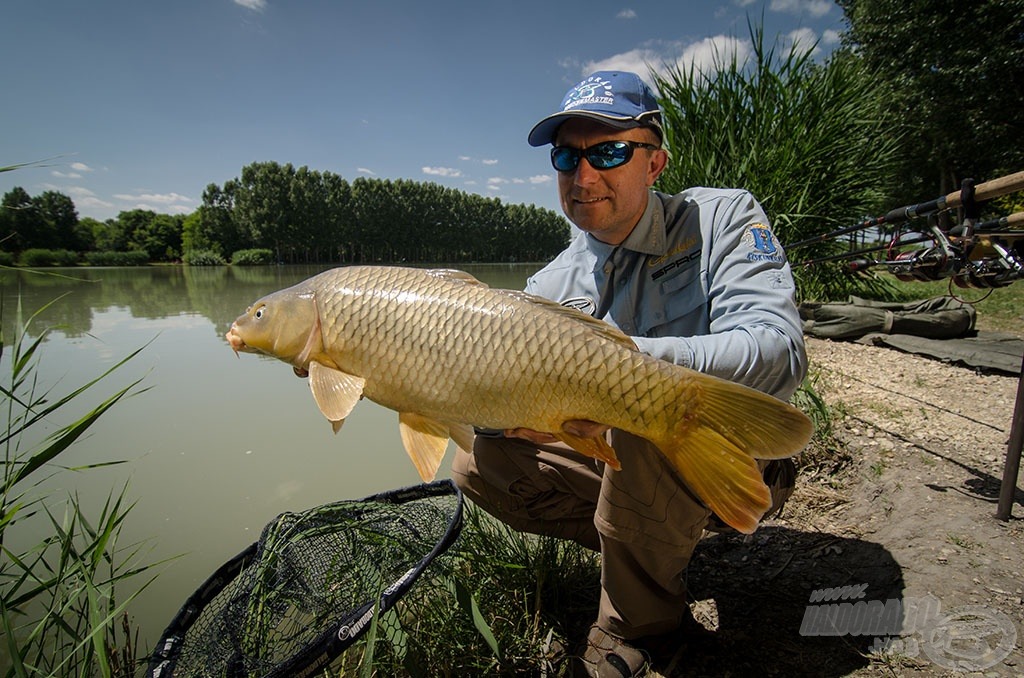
[[554, 118, 667, 245]]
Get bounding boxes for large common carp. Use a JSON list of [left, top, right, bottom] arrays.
[[226, 265, 812, 533]]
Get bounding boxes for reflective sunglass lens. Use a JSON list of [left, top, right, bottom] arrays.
[[551, 140, 650, 172], [589, 141, 631, 169], [551, 147, 580, 172]]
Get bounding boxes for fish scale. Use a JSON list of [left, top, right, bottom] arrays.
[[226, 265, 813, 533]]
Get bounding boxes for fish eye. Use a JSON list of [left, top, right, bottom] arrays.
[[254, 306, 265, 320]]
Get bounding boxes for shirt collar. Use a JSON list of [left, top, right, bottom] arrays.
[[584, 189, 667, 260]]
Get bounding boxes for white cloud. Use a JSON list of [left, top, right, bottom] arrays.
[[785, 27, 819, 54], [234, 0, 267, 11], [422, 167, 462, 178], [357, 167, 376, 175], [584, 35, 752, 83], [69, 162, 93, 172], [51, 170, 82, 179], [487, 177, 508, 187], [676, 35, 751, 75], [822, 29, 841, 46], [64, 185, 97, 198], [617, 9, 637, 19], [482, 159, 499, 165], [529, 175, 553, 185], [458, 155, 472, 161], [584, 48, 661, 80], [77, 196, 115, 210], [113, 192, 194, 205], [769, 0, 832, 18], [129, 202, 192, 215]]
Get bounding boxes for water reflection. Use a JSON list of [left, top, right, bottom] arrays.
[[0, 263, 539, 650]]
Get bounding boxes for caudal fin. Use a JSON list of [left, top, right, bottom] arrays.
[[697, 377, 813, 460], [655, 376, 813, 533], [658, 427, 771, 533]]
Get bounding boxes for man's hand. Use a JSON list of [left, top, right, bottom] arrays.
[[504, 419, 611, 444]]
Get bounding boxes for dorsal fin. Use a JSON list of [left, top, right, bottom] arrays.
[[506, 290, 638, 352], [426, 269, 488, 286], [429, 268, 636, 351]]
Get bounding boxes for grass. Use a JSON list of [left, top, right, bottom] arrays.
[[945, 533, 976, 550], [333, 505, 601, 676], [1, 294, 160, 676]]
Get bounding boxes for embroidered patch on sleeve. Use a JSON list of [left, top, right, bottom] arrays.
[[742, 224, 786, 263]]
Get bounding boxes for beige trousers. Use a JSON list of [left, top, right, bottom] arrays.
[[451, 431, 713, 639]]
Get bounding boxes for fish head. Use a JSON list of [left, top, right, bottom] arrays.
[[226, 283, 321, 370]]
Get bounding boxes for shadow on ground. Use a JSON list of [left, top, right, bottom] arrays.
[[663, 526, 905, 677]]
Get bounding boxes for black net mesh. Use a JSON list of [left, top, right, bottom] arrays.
[[148, 480, 462, 678]]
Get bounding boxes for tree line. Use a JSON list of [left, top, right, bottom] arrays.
[[184, 162, 570, 264], [0, 167, 571, 265]]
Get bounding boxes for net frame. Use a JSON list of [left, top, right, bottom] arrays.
[[146, 479, 463, 678]]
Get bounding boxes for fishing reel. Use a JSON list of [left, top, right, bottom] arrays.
[[791, 172, 1024, 290], [887, 246, 954, 282]]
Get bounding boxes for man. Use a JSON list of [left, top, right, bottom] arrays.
[[452, 70, 807, 676]]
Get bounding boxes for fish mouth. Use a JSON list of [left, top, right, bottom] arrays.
[[225, 325, 248, 355]]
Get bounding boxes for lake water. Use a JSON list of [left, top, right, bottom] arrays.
[[0, 263, 540, 651]]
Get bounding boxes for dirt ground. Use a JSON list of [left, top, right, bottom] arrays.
[[657, 337, 1024, 677]]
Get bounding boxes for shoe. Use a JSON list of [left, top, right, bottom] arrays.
[[577, 625, 649, 677]]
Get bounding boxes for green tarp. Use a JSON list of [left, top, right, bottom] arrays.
[[856, 331, 1024, 376], [800, 296, 1023, 375], [800, 296, 976, 341]]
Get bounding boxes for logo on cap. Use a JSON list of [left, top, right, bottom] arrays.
[[563, 76, 614, 112]]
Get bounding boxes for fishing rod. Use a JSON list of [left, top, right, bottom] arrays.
[[792, 171, 1024, 289], [787, 170, 1024, 251], [804, 211, 1024, 288]]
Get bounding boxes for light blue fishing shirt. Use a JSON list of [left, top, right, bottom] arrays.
[[526, 187, 807, 400]]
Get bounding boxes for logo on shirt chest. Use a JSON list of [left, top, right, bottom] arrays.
[[648, 236, 701, 282]]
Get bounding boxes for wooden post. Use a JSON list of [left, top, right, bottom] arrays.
[[996, 350, 1024, 520]]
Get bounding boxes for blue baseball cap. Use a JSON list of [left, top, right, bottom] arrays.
[[528, 70, 663, 147]]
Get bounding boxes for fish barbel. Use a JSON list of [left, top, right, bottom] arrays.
[[226, 265, 812, 533]]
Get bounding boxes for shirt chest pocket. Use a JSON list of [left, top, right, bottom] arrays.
[[637, 262, 708, 337]]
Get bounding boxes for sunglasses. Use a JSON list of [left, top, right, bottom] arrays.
[[550, 140, 660, 173]]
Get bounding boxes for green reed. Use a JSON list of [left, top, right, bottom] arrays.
[[1, 293, 158, 677]]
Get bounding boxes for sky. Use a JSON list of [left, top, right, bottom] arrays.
[[1, 0, 845, 223]]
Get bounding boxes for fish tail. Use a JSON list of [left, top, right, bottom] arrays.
[[653, 376, 813, 534], [655, 427, 771, 534]]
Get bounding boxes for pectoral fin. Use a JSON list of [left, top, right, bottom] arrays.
[[308, 361, 365, 432], [553, 432, 622, 470], [398, 412, 453, 482], [448, 423, 476, 454]]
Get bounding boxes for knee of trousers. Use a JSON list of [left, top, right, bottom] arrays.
[[594, 430, 712, 552], [450, 436, 536, 522]]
